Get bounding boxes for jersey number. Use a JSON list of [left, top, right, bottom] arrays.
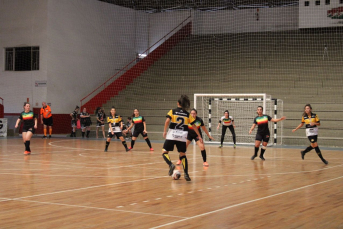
[[175, 117, 185, 130]]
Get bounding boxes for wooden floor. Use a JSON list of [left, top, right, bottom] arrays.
[[0, 137, 343, 228]]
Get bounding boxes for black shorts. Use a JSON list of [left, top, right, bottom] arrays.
[[43, 117, 53, 126], [71, 120, 77, 127], [96, 122, 105, 127], [255, 132, 270, 142], [308, 135, 318, 143], [22, 126, 35, 134], [187, 132, 202, 142], [163, 140, 186, 153], [108, 132, 123, 139], [132, 130, 147, 138]]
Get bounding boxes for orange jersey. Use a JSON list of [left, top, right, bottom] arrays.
[[40, 105, 52, 118]]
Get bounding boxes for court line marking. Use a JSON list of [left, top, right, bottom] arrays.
[[10, 199, 186, 219], [150, 175, 343, 229], [6, 176, 166, 200]]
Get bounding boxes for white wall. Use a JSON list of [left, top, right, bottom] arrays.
[[0, 0, 48, 113], [299, 0, 343, 28], [148, 11, 192, 52], [46, 0, 139, 113], [193, 6, 299, 34]]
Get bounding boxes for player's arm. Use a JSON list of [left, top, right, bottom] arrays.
[[217, 120, 221, 130], [292, 122, 304, 132], [40, 109, 44, 124], [271, 116, 286, 122], [143, 121, 147, 133], [249, 124, 256, 134], [232, 120, 236, 128], [15, 118, 21, 128], [34, 115, 38, 129], [47, 106, 51, 118], [163, 118, 170, 139], [201, 126, 214, 140], [70, 113, 74, 119]]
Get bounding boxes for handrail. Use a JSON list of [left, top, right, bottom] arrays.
[[0, 97, 3, 105], [80, 15, 192, 107]]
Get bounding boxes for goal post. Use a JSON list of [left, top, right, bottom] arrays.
[[194, 93, 283, 146]]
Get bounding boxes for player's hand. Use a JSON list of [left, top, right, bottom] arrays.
[[199, 137, 203, 143], [233, 125, 236, 128], [41, 121, 43, 124], [34, 125, 37, 129], [143, 130, 147, 134], [15, 124, 18, 128], [163, 132, 167, 139], [209, 136, 214, 141], [217, 126, 219, 130], [281, 116, 286, 121], [292, 129, 297, 132], [249, 130, 252, 134], [111, 131, 114, 135]]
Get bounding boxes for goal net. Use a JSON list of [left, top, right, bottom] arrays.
[[194, 94, 283, 146]]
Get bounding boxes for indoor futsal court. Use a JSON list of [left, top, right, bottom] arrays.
[[1, 138, 343, 228]]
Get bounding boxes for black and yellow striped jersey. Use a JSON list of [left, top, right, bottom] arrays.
[[107, 115, 122, 132], [302, 113, 320, 128], [167, 107, 196, 131]]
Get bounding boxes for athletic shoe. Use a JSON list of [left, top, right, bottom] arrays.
[[42, 136, 47, 139], [104, 149, 107, 152], [168, 164, 175, 176], [322, 159, 328, 165], [203, 162, 209, 167], [176, 160, 181, 165], [126, 148, 131, 152], [301, 151, 306, 160], [48, 135, 51, 139], [218, 145, 223, 148], [150, 148, 154, 151], [251, 155, 257, 160], [259, 156, 265, 161], [24, 151, 31, 155], [129, 147, 133, 150], [184, 173, 191, 181], [233, 144, 236, 149]]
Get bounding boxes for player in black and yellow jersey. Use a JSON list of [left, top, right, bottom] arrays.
[[176, 108, 214, 167], [292, 104, 328, 164], [104, 107, 130, 152], [15, 102, 37, 155], [162, 95, 203, 181], [125, 108, 153, 151], [249, 106, 286, 160]]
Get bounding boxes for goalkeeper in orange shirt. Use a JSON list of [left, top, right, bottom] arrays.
[[40, 102, 53, 138]]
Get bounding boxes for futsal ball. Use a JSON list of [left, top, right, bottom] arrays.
[[172, 170, 181, 180]]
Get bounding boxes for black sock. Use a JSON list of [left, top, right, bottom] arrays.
[[131, 140, 135, 148], [70, 131, 73, 137], [201, 150, 207, 162], [304, 146, 313, 153], [82, 132, 85, 137], [180, 155, 188, 174], [122, 141, 128, 149], [162, 153, 172, 166], [145, 138, 152, 148], [233, 134, 236, 144], [73, 132, 76, 137], [86, 130, 90, 137], [254, 147, 259, 156], [314, 146, 325, 160], [260, 148, 266, 157], [105, 141, 110, 150], [221, 136, 224, 145], [25, 141, 31, 152]]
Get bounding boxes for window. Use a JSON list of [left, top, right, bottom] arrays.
[[315, 0, 320, 5], [305, 1, 309, 6], [325, 0, 330, 5], [5, 46, 39, 71]]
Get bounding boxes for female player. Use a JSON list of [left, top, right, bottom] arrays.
[[125, 109, 153, 151], [80, 107, 92, 138], [292, 104, 328, 164], [104, 107, 130, 152], [15, 102, 37, 155], [177, 108, 214, 167], [70, 106, 79, 137], [162, 95, 203, 181], [95, 107, 106, 139], [217, 110, 236, 148], [249, 106, 286, 160]]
